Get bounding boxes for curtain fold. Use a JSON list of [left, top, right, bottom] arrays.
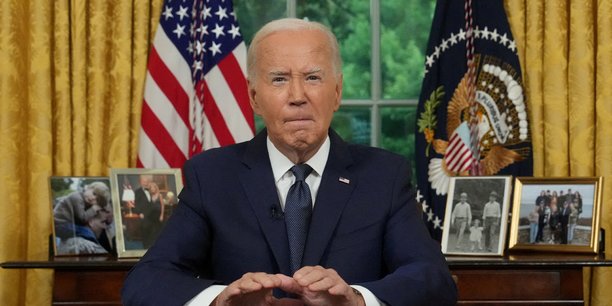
[[0, 0, 162, 304], [542, 1, 570, 176], [506, 0, 612, 304], [568, 0, 595, 177]]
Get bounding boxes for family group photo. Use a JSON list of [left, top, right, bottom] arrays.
[[514, 183, 596, 247]]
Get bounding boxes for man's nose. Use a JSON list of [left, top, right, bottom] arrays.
[[288, 79, 306, 105]]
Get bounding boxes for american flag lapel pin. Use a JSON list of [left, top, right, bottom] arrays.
[[338, 177, 350, 184]]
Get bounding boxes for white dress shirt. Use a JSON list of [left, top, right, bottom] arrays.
[[186, 136, 383, 306]]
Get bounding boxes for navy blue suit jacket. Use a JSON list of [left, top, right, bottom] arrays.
[[122, 130, 457, 306]]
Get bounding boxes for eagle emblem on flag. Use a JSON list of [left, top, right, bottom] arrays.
[[420, 54, 530, 196]]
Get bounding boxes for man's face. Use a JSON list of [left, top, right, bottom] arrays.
[[248, 29, 342, 156], [140, 175, 152, 189], [89, 217, 108, 238], [460, 195, 467, 203]]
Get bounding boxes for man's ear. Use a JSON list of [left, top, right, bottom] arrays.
[[333, 74, 343, 112], [248, 79, 260, 115]]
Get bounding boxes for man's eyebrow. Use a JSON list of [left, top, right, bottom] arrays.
[[268, 70, 289, 76], [305, 67, 322, 74], [266, 68, 324, 77]]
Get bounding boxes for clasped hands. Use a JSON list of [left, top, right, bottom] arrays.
[[212, 266, 365, 306]]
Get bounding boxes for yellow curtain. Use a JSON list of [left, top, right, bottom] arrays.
[[505, 0, 612, 305], [0, 0, 163, 304]]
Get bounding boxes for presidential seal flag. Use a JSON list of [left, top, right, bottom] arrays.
[[415, 0, 533, 240]]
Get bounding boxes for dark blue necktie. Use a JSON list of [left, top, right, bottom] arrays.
[[285, 164, 313, 274]]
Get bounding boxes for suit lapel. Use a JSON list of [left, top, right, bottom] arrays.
[[238, 131, 292, 276], [302, 131, 356, 267]]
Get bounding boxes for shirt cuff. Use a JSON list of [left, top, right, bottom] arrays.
[[351, 285, 386, 306], [184, 285, 227, 306]]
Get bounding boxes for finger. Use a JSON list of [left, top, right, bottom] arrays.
[[293, 266, 324, 286], [275, 274, 303, 295], [221, 275, 279, 304], [292, 265, 317, 280], [235, 273, 281, 292], [248, 272, 283, 289], [305, 275, 336, 292], [294, 266, 337, 287]]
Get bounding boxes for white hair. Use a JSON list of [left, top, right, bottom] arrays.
[[246, 18, 342, 81]]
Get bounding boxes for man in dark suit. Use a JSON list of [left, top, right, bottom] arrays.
[[130, 174, 155, 247], [122, 18, 456, 306], [131, 174, 152, 219]]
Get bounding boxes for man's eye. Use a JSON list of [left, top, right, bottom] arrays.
[[272, 77, 286, 83], [306, 75, 321, 81]]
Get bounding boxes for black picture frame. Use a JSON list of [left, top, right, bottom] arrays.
[[441, 176, 512, 256]]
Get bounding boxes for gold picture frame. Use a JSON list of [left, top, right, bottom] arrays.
[[441, 176, 513, 256], [508, 177, 603, 254], [49, 176, 115, 256], [110, 168, 183, 258]]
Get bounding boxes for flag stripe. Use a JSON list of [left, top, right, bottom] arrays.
[[137, 127, 171, 169], [143, 73, 190, 157], [147, 48, 191, 127], [201, 81, 236, 146], [205, 64, 254, 142], [447, 150, 470, 172], [448, 150, 472, 172], [218, 50, 255, 133], [202, 115, 220, 149], [141, 102, 187, 167], [153, 26, 194, 98], [457, 154, 473, 172], [233, 41, 248, 76]]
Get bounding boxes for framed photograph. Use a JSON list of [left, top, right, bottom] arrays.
[[110, 168, 183, 258], [508, 177, 603, 254], [441, 176, 512, 256], [49, 176, 115, 256]]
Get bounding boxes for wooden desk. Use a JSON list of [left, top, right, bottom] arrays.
[[1, 257, 135, 306], [2, 255, 612, 305], [447, 255, 612, 305]]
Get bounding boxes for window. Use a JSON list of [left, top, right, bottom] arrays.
[[235, 0, 436, 161]]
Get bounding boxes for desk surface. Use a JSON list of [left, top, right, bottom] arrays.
[[1, 256, 137, 270], [447, 253, 612, 268], [3, 254, 612, 270], [3, 254, 611, 305]]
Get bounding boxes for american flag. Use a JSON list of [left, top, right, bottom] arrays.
[[137, 0, 255, 168]]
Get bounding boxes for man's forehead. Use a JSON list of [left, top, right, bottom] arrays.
[[258, 31, 331, 57]]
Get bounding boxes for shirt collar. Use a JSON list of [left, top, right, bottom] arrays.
[[267, 136, 330, 182]]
